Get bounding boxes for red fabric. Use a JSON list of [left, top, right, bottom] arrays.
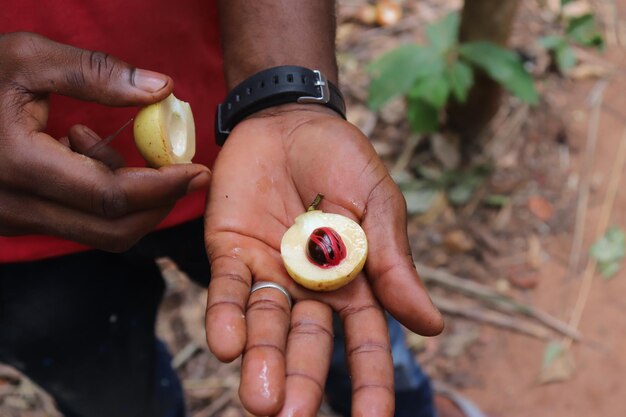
[[0, 0, 225, 263]]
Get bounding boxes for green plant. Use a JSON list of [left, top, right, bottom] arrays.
[[590, 226, 625, 279], [397, 164, 494, 214], [540, 8, 604, 74], [368, 12, 538, 135]]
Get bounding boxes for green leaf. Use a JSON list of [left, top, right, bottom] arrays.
[[599, 261, 621, 279], [591, 227, 625, 279], [539, 36, 577, 73], [446, 61, 474, 103], [542, 342, 564, 369], [406, 97, 440, 134], [402, 187, 440, 215], [459, 42, 539, 104], [408, 73, 451, 109], [483, 194, 509, 207], [448, 183, 474, 205], [426, 12, 460, 53], [540, 341, 575, 384], [555, 44, 577, 73], [561, 0, 573, 5], [368, 45, 444, 110], [539, 35, 566, 50], [566, 14, 604, 50], [590, 227, 626, 263], [416, 166, 444, 182]]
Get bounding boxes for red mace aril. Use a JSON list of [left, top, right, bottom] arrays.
[[306, 227, 347, 268]]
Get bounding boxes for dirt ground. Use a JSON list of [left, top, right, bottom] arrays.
[[3, 1, 626, 417], [461, 35, 626, 417]]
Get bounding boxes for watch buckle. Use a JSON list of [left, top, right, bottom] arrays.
[[297, 70, 330, 105], [216, 104, 230, 135]]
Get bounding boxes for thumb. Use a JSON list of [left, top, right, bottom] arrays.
[[362, 175, 445, 336], [2, 32, 172, 106]]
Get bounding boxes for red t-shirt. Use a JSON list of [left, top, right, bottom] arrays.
[[0, 0, 225, 263]]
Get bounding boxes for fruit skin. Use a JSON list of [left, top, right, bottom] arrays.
[[133, 93, 195, 168], [281, 210, 368, 291]]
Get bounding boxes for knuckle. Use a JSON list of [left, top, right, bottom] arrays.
[[211, 272, 249, 289], [290, 320, 333, 339], [77, 49, 123, 94], [347, 341, 390, 357], [0, 33, 46, 84], [245, 343, 284, 356], [352, 383, 394, 396], [338, 303, 381, 319], [247, 297, 289, 316], [0, 32, 45, 63], [65, 49, 90, 91], [87, 50, 116, 83]]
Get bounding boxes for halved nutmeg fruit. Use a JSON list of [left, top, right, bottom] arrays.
[[281, 204, 368, 291], [133, 93, 195, 167]]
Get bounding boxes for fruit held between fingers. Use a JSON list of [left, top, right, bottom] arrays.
[[133, 93, 195, 167]]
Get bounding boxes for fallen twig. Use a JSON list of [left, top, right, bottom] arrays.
[[567, 79, 607, 280], [194, 390, 238, 417], [172, 341, 201, 370], [391, 134, 422, 174], [431, 295, 552, 340], [418, 264, 581, 340], [183, 360, 241, 392], [433, 380, 488, 417], [564, 121, 626, 349]]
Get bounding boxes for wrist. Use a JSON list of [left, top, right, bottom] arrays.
[[217, 1, 338, 88], [215, 66, 346, 145], [244, 102, 343, 120]]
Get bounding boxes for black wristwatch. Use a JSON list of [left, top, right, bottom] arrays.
[[215, 66, 346, 145]]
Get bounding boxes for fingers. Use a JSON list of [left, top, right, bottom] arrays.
[[362, 176, 444, 336], [239, 280, 291, 416], [0, 32, 172, 106], [205, 252, 250, 362], [277, 300, 333, 417], [67, 124, 125, 170], [338, 280, 395, 417], [3, 132, 210, 218], [0, 186, 172, 252]]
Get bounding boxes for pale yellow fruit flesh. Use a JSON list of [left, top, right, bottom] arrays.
[[281, 210, 368, 291], [133, 93, 196, 168]]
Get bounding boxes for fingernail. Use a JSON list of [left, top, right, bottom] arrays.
[[187, 170, 211, 194], [133, 69, 168, 92]]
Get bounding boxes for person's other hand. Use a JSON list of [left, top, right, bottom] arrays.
[[204, 104, 443, 417], [0, 32, 211, 251]]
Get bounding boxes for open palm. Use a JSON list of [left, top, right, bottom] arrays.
[[204, 105, 443, 417]]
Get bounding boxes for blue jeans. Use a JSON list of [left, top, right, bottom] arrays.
[[0, 219, 435, 417], [326, 315, 436, 417]]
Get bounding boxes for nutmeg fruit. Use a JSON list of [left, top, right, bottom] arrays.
[[133, 93, 195, 168], [281, 210, 368, 291]]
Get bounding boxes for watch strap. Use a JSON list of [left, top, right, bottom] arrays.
[[215, 66, 346, 145]]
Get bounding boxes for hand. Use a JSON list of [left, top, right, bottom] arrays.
[[0, 32, 211, 251], [204, 104, 443, 416]]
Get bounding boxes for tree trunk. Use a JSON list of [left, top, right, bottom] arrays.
[[447, 0, 521, 150]]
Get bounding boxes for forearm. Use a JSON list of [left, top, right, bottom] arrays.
[[217, 0, 338, 88]]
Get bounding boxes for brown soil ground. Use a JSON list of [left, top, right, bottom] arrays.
[[461, 35, 626, 417]]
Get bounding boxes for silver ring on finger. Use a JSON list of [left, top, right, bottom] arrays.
[[250, 281, 292, 310]]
